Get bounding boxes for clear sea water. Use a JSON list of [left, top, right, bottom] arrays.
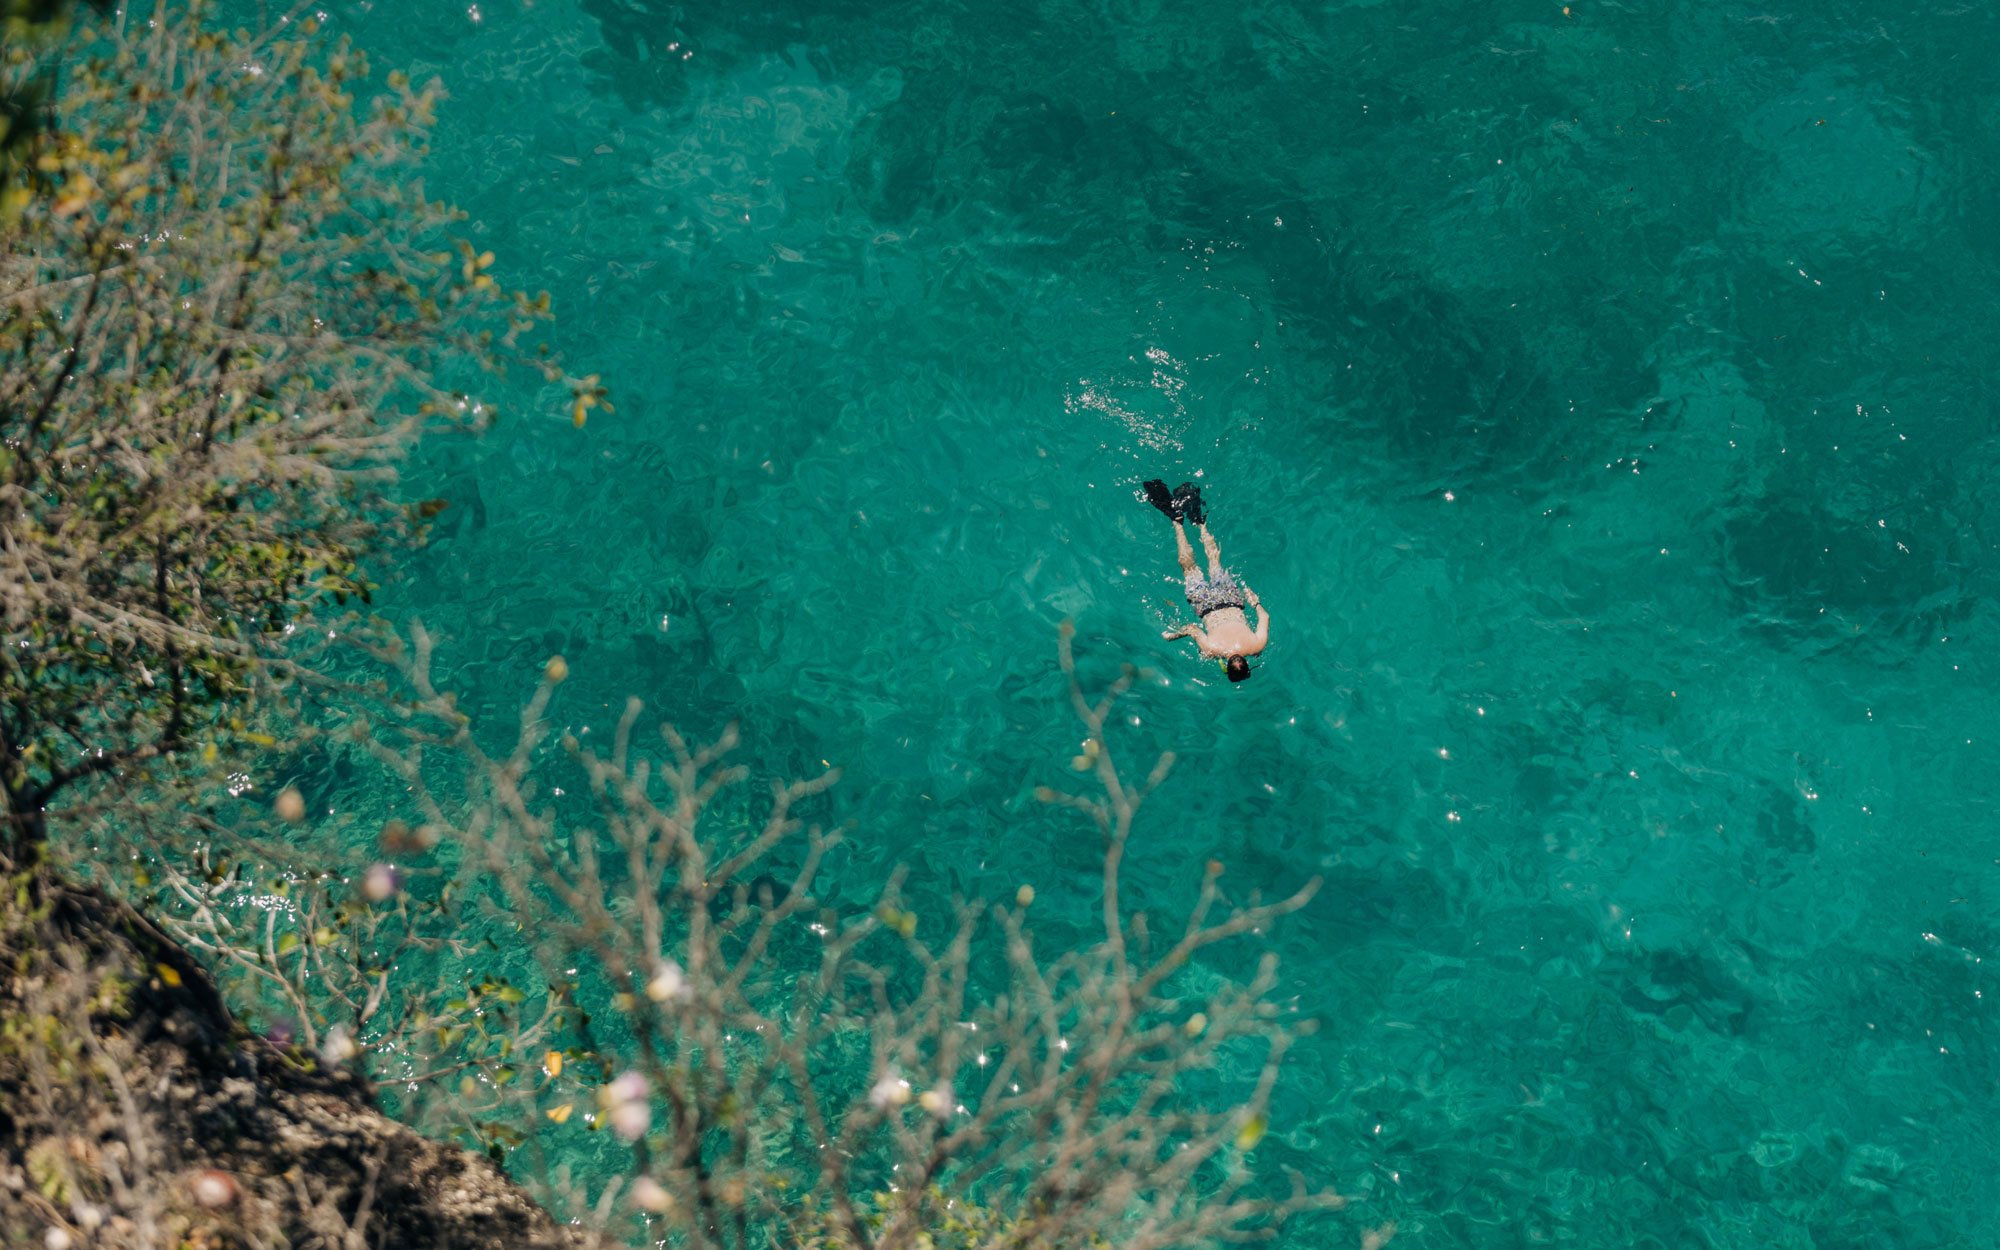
[[310, 0, 2000, 1244]]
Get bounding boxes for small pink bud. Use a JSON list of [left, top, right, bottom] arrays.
[[632, 1177, 674, 1212], [607, 1071, 648, 1103], [611, 1101, 651, 1141]]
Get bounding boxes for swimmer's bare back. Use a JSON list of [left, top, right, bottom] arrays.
[[1141, 480, 1269, 684]]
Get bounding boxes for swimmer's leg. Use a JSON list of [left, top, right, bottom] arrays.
[[1199, 524, 1225, 578], [1174, 522, 1201, 578]]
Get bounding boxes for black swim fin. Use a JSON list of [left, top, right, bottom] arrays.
[[1173, 482, 1206, 526], [1141, 479, 1207, 524], [1142, 479, 1180, 520]]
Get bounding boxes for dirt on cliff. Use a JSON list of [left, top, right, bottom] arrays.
[[0, 876, 580, 1250]]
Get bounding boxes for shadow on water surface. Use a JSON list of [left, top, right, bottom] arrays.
[[1719, 464, 1977, 663], [571, 0, 1647, 493]]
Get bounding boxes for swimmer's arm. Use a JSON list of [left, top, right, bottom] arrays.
[[1162, 622, 1209, 647], [1246, 585, 1270, 642]]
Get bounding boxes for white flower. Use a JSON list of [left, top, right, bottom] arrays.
[[361, 863, 401, 902], [321, 1024, 358, 1065], [190, 1169, 239, 1209], [601, 1071, 652, 1141], [645, 959, 687, 1003], [869, 1069, 911, 1109]]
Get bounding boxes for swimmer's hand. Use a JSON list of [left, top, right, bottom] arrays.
[[1162, 623, 1195, 641]]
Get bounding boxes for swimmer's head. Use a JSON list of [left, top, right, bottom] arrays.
[[1225, 656, 1251, 683]]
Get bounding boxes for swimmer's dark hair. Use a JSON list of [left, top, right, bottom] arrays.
[[1226, 656, 1251, 683]]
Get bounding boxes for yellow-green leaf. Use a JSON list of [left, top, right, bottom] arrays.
[[1235, 1115, 1267, 1151]]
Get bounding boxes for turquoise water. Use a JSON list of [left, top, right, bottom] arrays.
[[318, 0, 1998, 1243]]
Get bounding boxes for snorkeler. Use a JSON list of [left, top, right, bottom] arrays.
[[1142, 480, 1268, 683]]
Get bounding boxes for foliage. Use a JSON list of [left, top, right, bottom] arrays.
[[13, 619, 1358, 1248], [0, 2, 562, 864], [1, 1, 101, 204], [179, 621, 1337, 1250], [0, 0, 86, 27]]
